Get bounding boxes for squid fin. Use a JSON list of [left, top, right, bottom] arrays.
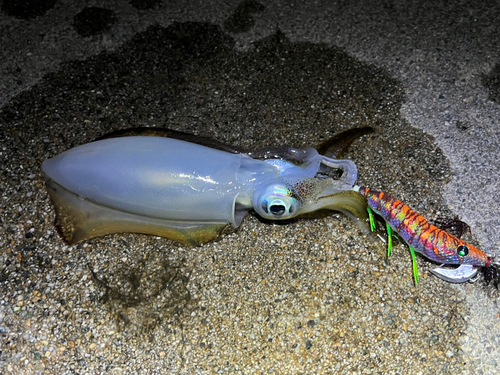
[[46, 178, 229, 246], [98, 126, 374, 161], [95, 127, 244, 154]]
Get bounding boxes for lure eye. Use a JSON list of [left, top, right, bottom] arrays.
[[457, 245, 469, 257]]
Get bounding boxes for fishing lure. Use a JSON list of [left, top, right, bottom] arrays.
[[42, 127, 372, 246], [353, 186, 493, 284]]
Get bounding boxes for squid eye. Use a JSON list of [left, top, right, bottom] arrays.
[[457, 245, 469, 257], [270, 204, 286, 216], [254, 183, 300, 220]]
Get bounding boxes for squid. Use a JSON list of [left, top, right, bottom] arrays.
[[42, 127, 372, 246]]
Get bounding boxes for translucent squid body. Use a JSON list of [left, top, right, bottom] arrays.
[[42, 128, 371, 246], [354, 186, 493, 284]]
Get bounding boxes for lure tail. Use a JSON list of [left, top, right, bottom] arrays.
[[353, 185, 492, 284]]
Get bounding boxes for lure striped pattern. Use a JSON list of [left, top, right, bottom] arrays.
[[355, 186, 491, 268]]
